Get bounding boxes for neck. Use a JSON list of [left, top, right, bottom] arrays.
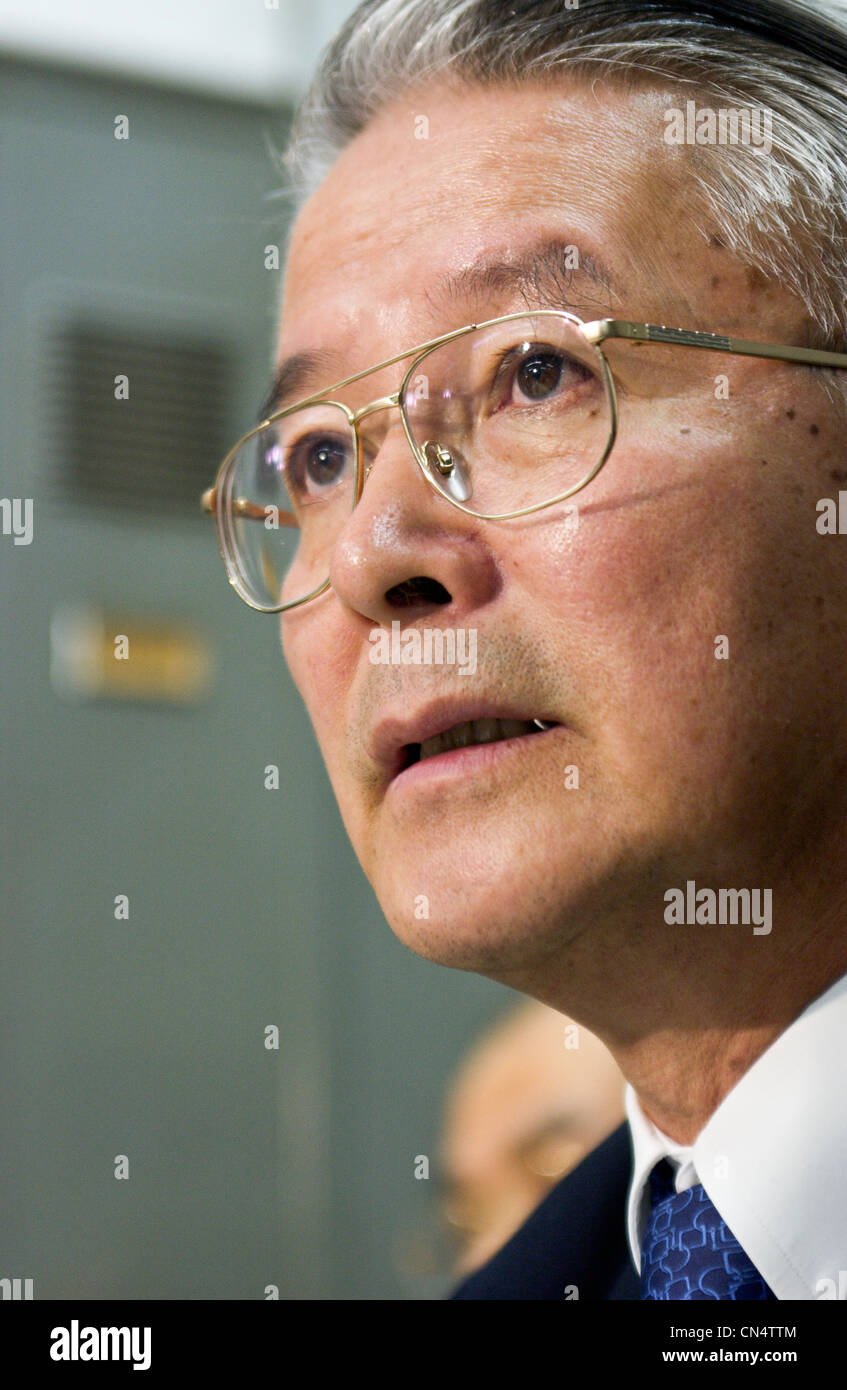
[[617, 1021, 793, 1145], [504, 909, 847, 1146]]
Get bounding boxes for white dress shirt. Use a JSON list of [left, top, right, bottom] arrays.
[[625, 969, 847, 1300]]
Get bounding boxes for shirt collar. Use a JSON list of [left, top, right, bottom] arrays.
[[625, 1085, 696, 1274], [625, 969, 847, 1299]]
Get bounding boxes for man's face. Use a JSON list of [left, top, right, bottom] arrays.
[[277, 78, 846, 994]]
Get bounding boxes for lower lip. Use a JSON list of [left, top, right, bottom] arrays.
[[387, 726, 561, 792]]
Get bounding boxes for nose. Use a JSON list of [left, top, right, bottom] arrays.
[[329, 409, 499, 626]]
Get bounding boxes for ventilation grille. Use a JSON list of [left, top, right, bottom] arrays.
[[43, 320, 232, 519]]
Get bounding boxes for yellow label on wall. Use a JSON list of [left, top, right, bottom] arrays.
[[50, 604, 215, 705]]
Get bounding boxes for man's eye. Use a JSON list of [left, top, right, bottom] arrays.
[[514, 351, 566, 401], [494, 345, 591, 407], [284, 432, 353, 498]]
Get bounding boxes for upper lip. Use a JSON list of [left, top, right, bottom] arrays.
[[369, 697, 559, 781]]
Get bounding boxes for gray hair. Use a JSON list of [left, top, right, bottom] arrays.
[[280, 0, 847, 360]]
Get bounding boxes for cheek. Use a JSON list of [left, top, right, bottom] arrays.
[[522, 436, 803, 728], [282, 611, 357, 748]]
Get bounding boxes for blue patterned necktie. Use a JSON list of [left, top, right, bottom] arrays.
[[640, 1159, 778, 1300]]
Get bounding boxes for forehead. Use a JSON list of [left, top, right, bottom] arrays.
[[276, 77, 707, 379]]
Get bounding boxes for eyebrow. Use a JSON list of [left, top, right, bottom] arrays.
[[428, 238, 614, 319], [256, 347, 343, 422], [258, 236, 615, 421]]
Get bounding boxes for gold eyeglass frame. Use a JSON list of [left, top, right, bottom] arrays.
[[201, 308, 847, 614]]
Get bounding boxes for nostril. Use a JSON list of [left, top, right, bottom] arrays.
[[385, 576, 451, 607]]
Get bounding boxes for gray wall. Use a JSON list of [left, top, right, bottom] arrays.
[[0, 55, 510, 1301]]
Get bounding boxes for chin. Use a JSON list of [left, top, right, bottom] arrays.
[[374, 853, 576, 975]]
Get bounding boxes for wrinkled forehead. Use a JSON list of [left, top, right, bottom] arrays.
[[285, 79, 697, 289], [273, 76, 755, 400]]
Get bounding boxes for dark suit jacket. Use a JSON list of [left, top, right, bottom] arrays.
[[449, 1122, 640, 1300]]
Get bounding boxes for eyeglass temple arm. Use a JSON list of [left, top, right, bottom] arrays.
[[584, 319, 847, 369], [200, 488, 296, 527]]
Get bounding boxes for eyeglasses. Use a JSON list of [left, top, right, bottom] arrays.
[[201, 308, 847, 613]]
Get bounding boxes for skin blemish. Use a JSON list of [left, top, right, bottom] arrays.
[[680, 427, 691, 435], [711, 275, 721, 288], [760, 458, 769, 466], [786, 409, 795, 420], [810, 424, 819, 435], [830, 469, 847, 482]]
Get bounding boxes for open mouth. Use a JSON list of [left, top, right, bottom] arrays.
[[402, 717, 559, 769]]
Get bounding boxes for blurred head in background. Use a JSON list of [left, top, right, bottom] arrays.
[[440, 1001, 624, 1274]]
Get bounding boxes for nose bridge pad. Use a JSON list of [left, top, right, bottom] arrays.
[[421, 438, 473, 503], [355, 393, 473, 505]]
